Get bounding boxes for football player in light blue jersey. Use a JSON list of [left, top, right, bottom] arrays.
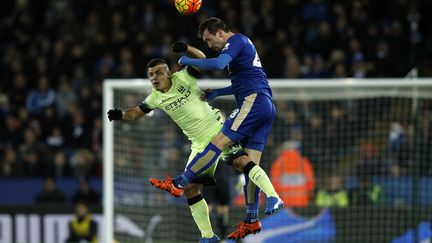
[[149, 17, 284, 240]]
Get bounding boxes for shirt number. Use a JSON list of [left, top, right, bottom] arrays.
[[248, 38, 262, 68], [253, 51, 262, 67]]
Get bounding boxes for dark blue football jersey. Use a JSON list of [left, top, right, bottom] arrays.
[[221, 34, 272, 102]]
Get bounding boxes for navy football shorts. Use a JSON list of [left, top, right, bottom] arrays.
[[221, 92, 275, 152]]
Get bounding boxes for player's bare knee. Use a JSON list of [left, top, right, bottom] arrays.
[[232, 155, 250, 171], [184, 184, 201, 198], [211, 132, 234, 150]]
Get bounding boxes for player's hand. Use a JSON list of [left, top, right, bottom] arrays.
[[172, 42, 188, 53], [202, 89, 218, 102], [107, 109, 123, 121]]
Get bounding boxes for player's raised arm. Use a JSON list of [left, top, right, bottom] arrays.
[[178, 54, 232, 71], [172, 42, 207, 72], [107, 104, 152, 121], [172, 41, 206, 59]]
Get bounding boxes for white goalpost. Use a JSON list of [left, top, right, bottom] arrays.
[[103, 78, 432, 243]]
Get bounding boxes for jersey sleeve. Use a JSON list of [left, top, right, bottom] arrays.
[[142, 92, 158, 110], [221, 34, 245, 59], [139, 103, 153, 113]]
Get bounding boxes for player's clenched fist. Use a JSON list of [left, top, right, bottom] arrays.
[[107, 109, 123, 121]]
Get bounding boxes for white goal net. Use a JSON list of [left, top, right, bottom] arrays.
[[104, 78, 432, 243]]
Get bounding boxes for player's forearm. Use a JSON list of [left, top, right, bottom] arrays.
[[215, 86, 233, 96], [122, 107, 145, 121], [186, 45, 206, 59], [206, 86, 233, 101]]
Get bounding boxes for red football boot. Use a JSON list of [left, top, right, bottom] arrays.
[[227, 220, 262, 240], [149, 175, 184, 197]]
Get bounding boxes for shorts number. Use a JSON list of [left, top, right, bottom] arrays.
[[230, 109, 240, 119]]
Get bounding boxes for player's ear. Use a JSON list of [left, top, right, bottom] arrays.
[[217, 30, 225, 40]]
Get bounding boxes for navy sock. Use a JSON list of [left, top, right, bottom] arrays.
[[173, 175, 189, 188], [243, 175, 260, 223], [245, 209, 259, 223]]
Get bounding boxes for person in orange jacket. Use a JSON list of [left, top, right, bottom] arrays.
[[270, 141, 316, 207]]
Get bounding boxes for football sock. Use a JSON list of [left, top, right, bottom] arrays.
[[188, 194, 214, 238], [243, 175, 260, 223], [244, 162, 279, 198], [176, 143, 222, 188]]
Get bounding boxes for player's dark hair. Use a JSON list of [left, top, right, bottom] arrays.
[[146, 58, 168, 70], [198, 17, 231, 38]]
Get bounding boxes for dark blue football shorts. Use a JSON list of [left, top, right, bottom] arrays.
[[221, 92, 276, 152]]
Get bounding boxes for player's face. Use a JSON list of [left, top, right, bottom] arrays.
[[148, 64, 172, 93], [202, 29, 225, 52]]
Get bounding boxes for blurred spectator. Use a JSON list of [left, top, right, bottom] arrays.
[[72, 177, 101, 205], [70, 149, 95, 177], [388, 122, 409, 169], [8, 73, 29, 109], [303, 113, 326, 167], [0, 93, 10, 118], [46, 126, 66, 150], [356, 143, 383, 180], [68, 112, 91, 149], [284, 55, 302, 78], [25, 76, 56, 115], [303, 55, 331, 78], [349, 175, 383, 206], [66, 202, 98, 243], [19, 128, 50, 176], [34, 177, 67, 204], [0, 147, 24, 177], [270, 141, 315, 207], [315, 173, 349, 208], [273, 108, 303, 146], [50, 151, 73, 178], [326, 105, 353, 162], [1, 114, 23, 149], [302, 0, 328, 22], [351, 53, 369, 78], [55, 76, 78, 118]]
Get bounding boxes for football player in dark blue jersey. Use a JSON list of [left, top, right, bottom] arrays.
[[150, 17, 283, 240]]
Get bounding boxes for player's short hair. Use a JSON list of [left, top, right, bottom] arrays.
[[146, 58, 168, 70], [198, 17, 231, 38]]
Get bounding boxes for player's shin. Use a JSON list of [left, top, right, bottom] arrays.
[[174, 143, 222, 188], [243, 162, 279, 198], [188, 194, 214, 238]]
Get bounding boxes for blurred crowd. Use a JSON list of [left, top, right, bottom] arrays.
[[1, 0, 432, 183]]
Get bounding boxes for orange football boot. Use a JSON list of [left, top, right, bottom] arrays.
[[149, 175, 184, 197], [227, 220, 262, 240]]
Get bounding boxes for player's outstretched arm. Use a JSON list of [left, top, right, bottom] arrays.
[[107, 106, 146, 121], [178, 53, 232, 71], [172, 42, 206, 72]]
